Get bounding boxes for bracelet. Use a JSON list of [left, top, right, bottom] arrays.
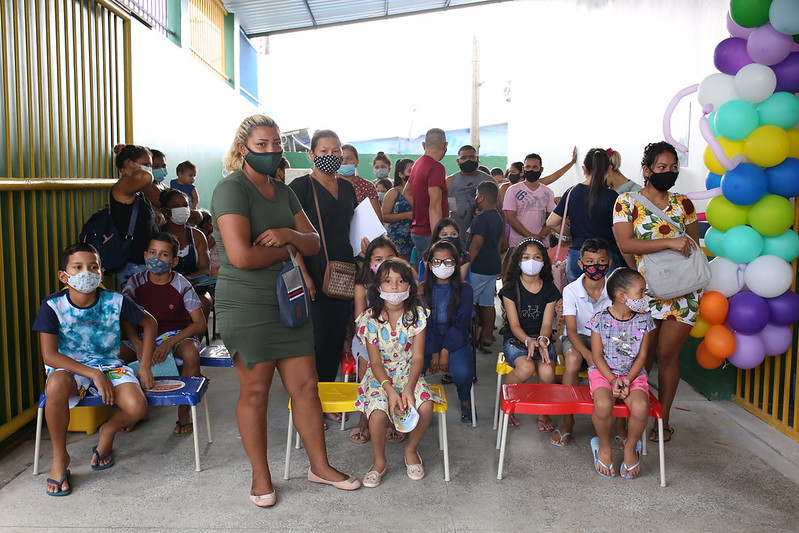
[[524, 337, 533, 347], [380, 379, 391, 388], [537, 335, 550, 346]]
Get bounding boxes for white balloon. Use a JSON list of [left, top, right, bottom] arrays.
[[743, 255, 794, 298], [734, 63, 778, 104], [706, 256, 746, 297], [770, 0, 799, 36], [698, 73, 739, 112]]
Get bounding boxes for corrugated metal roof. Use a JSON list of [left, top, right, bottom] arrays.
[[223, 0, 508, 37]]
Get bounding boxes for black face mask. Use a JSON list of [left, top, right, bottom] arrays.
[[648, 170, 678, 192], [458, 160, 479, 174], [524, 170, 542, 182], [245, 149, 283, 177], [508, 173, 521, 184]]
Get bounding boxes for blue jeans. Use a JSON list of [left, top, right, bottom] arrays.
[[411, 233, 431, 261], [503, 337, 557, 366], [425, 344, 474, 403], [566, 248, 625, 284]]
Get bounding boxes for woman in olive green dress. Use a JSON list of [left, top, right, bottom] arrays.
[[212, 115, 361, 507]]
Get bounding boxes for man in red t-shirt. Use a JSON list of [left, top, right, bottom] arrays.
[[404, 127, 449, 255]]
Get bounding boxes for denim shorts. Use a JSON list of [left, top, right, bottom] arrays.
[[561, 333, 591, 356], [503, 337, 557, 367], [470, 272, 497, 307]]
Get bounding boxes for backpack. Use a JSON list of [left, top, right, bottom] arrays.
[[79, 195, 140, 273]]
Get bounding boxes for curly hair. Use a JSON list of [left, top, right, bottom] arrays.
[[222, 114, 280, 175], [641, 141, 678, 171], [503, 238, 553, 285], [366, 258, 425, 325]]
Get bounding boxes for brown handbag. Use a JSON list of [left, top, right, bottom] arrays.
[[309, 175, 356, 300]]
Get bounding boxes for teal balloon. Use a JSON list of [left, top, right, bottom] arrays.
[[762, 230, 799, 262], [704, 227, 726, 257], [716, 99, 760, 140], [757, 92, 799, 129], [708, 111, 720, 137], [722, 225, 764, 263]]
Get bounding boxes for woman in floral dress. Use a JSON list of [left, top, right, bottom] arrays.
[[354, 258, 443, 487], [612, 141, 699, 444]]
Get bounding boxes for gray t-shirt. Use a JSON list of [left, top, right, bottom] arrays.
[[447, 170, 491, 244]]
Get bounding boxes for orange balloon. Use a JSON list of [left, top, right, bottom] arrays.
[[698, 291, 729, 325], [705, 324, 736, 358], [696, 341, 723, 369]]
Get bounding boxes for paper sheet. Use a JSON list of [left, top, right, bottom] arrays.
[[349, 198, 386, 254]]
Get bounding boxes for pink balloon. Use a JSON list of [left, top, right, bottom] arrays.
[[727, 12, 754, 39], [685, 187, 723, 201], [759, 322, 793, 356], [726, 332, 766, 369], [747, 23, 794, 65]]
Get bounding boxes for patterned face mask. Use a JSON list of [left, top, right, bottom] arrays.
[[380, 289, 410, 306], [581, 263, 609, 280], [313, 154, 343, 174], [145, 256, 172, 275], [66, 270, 102, 294], [625, 296, 650, 314]]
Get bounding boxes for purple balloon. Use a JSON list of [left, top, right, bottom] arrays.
[[715, 38, 754, 74], [772, 52, 799, 92], [765, 290, 799, 325], [759, 322, 793, 356], [727, 291, 771, 333], [748, 23, 794, 65], [727, 12, 754, 39], [727, 332, 766, 369]]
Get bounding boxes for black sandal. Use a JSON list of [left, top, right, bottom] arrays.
[[649, 425, 674, 442]]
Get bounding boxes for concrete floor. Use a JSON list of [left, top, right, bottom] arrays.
[[2, 338, 799, 532]]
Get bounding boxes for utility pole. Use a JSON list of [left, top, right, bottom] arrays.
[[471, 35, 480, 152]]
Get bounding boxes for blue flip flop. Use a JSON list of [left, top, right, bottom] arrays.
[[590, 437, 615, 478], [91, 446, 114, 471], [46, 469, 72, 496], [620, 440, 643, 479]]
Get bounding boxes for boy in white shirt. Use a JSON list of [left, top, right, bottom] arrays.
[[550, 238, 612, 446]]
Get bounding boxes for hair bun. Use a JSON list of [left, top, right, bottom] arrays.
[[113, 143, 126, 155]]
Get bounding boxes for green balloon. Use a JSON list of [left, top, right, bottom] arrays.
[[704, 227, 726, 257], [716, 100, 760, 141], [706, 196, 751, 231], [758, 92, 799, 130], [762, 230, 799, 262], [722, 225, 764, 263], [730, 0, 773, 28], [748, 194, 794, 236], [708, 111, 720, 137]]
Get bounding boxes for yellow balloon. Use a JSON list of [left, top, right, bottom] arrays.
[[690, 314, 712, 339], [745, 125, 790, 168], [787, 128, 799, 159], [703, 137, 745, 175]]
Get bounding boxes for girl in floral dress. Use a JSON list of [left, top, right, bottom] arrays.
[[354, 258, 443, 487], [612, 141, 699, 444]]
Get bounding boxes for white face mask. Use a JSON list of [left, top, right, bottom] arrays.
[[520, 259, 544, 276], [139, 165, 153, 174], [380, 288, 410, 306], [66, 270, 102, 294], [431, 264, 455, 280], [625, 296, 650, 314], [169, 206, 191, 225]]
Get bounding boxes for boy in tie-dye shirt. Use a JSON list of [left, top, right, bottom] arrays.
[[32, 243, 157, 496]]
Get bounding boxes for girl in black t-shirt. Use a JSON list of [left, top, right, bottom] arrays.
[[498, 238, 561, 430]]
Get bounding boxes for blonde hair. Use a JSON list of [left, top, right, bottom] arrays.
[[223, 114, 280, 174], [609, 149, 622, 172]]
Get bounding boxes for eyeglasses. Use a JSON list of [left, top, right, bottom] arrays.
[[429, 258, 457, 267]]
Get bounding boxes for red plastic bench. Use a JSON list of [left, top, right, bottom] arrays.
[[496, 383, 666, 486]]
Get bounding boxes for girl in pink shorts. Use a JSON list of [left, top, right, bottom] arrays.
[[585, 268, 655, 480]]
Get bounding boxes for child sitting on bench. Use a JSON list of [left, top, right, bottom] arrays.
[[586, 267, 654, 479]]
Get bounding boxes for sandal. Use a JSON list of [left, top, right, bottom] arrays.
[[324, 412, 343, 423], [90, 446, 114, 471], [620, 440, 643, 479], [349, 427, 370, 444], [460, 406, 473, 424], [173, 420, 194, 436], [590, 437, 615, 478], [614, 435, 628, 450], [649, 425, 674, 442], [440, 374, 454, 384], [507, 414, 520, 427], [45, 469, 72, 497], [536, 416, 554, 433], [386, 427, 406, 444], [549, 429, 572, 447]]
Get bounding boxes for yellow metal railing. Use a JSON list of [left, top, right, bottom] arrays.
[[0, 0, 131, 443], [188, 0, 227, 80], [733, 201, 799, 441]]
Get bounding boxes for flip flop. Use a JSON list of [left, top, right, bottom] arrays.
[[649, 426, 674, 442], [440, 374, 454, 385], [536, 417, 554, 433], [507, 414, 520, 427], [349, 427, 370, 444], [590, 437, 615, 478], [385, 427, 406, 444], [460, 406, 473, 424], [324, 412, 343, 423], [173, 421, 194, 436], [45, 469, 72, 497], [90, 446, 114, 471], [620, 440, 643, 479], [614, 435, 628, 450], [550, 429, 572, 447]]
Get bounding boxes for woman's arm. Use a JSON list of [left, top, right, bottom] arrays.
[[540, 147, 577, 186], [112, 169, 153, 203], [381, 189, 411, 223], [545, 212, 563, 234], [252, 210, 321, 257], [369, 197, 383, 223], [186, 228, 210, 278], [613, 221, 694, 257], [216, 214, 289, 270]]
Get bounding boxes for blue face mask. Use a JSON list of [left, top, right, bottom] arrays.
[[152, 167, 168, 183], [338, 164, 356, 176], [374, 168, 389, 179], [145, 256, 172, 275]]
